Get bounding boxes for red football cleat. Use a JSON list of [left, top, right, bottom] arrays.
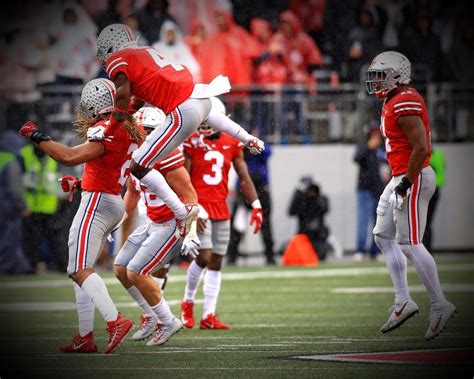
[[103, 314, 134, 354], [200, 314, 230, 330], [180, 300, 195, 329], [59, 332, 98, 353]]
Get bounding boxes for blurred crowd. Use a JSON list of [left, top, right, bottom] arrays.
[[1, 0, 473, 103]]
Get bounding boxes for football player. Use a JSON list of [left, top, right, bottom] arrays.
[[114, 107, 200, 345], [180, 97, 263, 329], [18, 79, 142, 353], [366, 51, 456, 340], [94, 24, 265, 238]]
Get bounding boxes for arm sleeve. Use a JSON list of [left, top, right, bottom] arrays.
[[105, 54, 130, 81], [392, 96, 424, 119], [157, 149, 185, 175]]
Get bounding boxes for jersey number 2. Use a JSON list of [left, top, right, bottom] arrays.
[[203, 151, 224, 185], [119, 143, 138, 186]]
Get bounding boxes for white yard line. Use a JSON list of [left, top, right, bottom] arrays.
[[1, 263, 473, 289], [0, 299, 202, 312], [331, 283, 474, 294]]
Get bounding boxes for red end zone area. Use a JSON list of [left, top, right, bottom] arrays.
[[292, 347, 474, 364]]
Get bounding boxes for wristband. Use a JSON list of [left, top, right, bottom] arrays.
[[113, 106, 128, 114], [251, 199, 262, 209], [30, 130, 52, 145]]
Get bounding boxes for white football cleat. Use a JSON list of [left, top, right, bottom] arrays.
[[132, 314, 159, 341], [176, 204, 199, 238], [424, 301, 456, 341], [146, 317, 183, 346], [380, 299, 419, 333], [246, 138, 264, 154]]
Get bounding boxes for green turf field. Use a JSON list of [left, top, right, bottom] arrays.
[[1, 255, 473, 378]]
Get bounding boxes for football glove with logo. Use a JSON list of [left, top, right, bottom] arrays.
[[249, 200, 264, 234], [19, 121, 52, 145], [59, 176, 81, 202], [87, 125, 113, 142], [389, 177, 412, 209], [246, 138, 265, 155]]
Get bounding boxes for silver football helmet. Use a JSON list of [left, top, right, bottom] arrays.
[[97, 23, 137, 65], [79, 78, 116, 118], [198, 97, 226, 137], [366, 51, 411, 95], [134, 107, 166, 131]]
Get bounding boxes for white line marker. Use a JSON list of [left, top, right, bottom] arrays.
[[1, 263, 473, 289]]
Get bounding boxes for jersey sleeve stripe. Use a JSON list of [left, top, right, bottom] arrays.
[[393, 102, 422, 107], [394, 107, 422, 113], [107, 61, 128, 77], [160, 151, 183, 164], [159, 156, 185, 170]]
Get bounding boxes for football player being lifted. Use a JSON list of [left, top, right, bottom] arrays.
[[180, 97, 264, 329], [95, 24, 265, 238], [114, 106, 199, 345], [366, 51, 455, 340], [19, 79, 143, 353]]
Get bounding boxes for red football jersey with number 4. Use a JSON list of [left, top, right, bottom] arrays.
[[105, 46, 194, 114], [184, 133, 244, 220], [81, 120, 138, 195], [380, 87, 431, 176]]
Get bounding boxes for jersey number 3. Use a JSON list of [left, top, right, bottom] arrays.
[[203, 151, 224, 185]]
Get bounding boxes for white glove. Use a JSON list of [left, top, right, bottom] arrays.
[[389, 191, 405, 210], [246, 137, 264, 155], [87, 125, 113, 142], [180, 236, 200, 259]]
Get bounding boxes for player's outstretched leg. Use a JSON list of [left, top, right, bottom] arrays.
[[374, 235, 419, 333], [400, 244, 456, 340]]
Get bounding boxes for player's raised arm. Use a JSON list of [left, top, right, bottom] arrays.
[[19, 121, 104, 166], [233, 150, 263, 233], [397, 115, 430, 184]]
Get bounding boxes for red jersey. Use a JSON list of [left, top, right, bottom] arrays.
[[133, 149, 185, 223], [81, 120, 138, 195], [184, 133, 244, 220], [381, 87, 431, 176], [105, 46, 195, 114]]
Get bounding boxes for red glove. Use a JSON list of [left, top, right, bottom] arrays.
[[59, 176, 80, 202], [19, 121, 38, 138], [19, 121, 52, 144], [250, 208, 264, 234]]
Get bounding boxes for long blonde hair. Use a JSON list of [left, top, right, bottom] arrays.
[[74, 109, 145, 144]]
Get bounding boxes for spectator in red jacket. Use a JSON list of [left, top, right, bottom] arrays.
[[271, 10, 323, 85], [200, 10, 260, 86]]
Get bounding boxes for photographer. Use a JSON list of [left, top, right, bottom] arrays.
[[288, 177, 330, 260]]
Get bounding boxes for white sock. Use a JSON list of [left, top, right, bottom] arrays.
[[153, 276, 166, 291], [127, 285, 156, 318], [80, 273, 119, 323], [140, 170, 187, 218], [206, 109, 252, 144], [73, 282, 95, 337], [184, 260, 204, 301], [203, 269, 221, 317], [400, 243, 447, 307], [151, 298, 174, 324], [374, 236, 411, 303]]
